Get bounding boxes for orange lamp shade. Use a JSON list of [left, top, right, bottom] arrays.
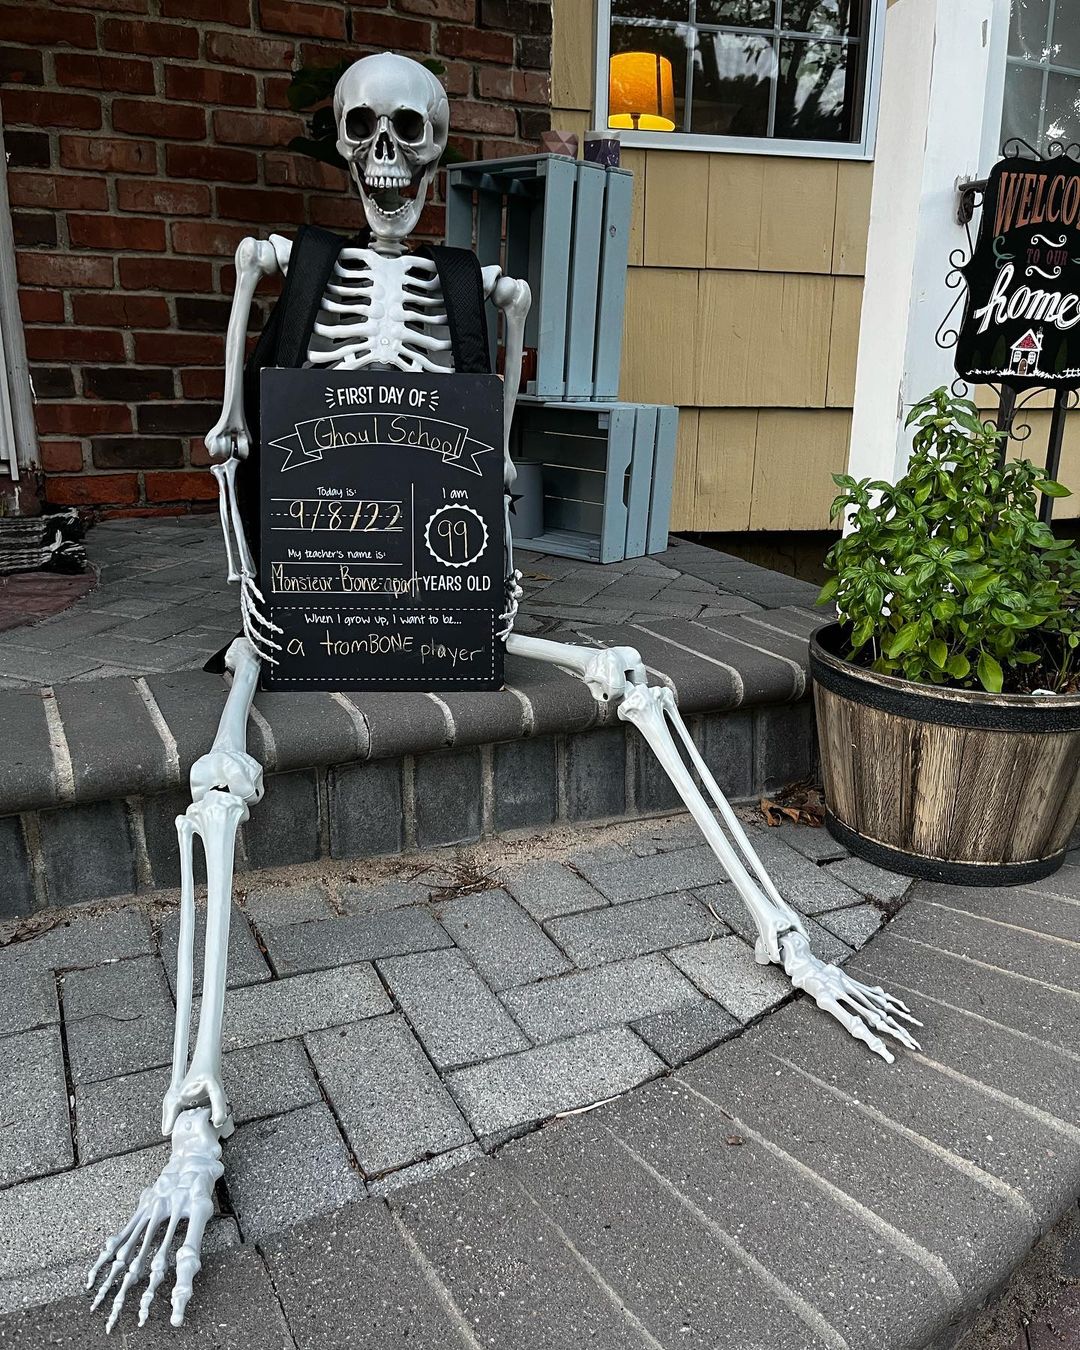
[[608, 51, 676, 132]]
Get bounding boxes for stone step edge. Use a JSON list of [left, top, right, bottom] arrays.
[[1, 699, 817, 918], [0, 638, 813, 818]]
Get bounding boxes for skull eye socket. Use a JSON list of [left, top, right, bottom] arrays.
[[392, 109, 425, 142], [345, 106, 377, 142]]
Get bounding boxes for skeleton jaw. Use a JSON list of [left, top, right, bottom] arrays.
[[351, 162, 434, 249]]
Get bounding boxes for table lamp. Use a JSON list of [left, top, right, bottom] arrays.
[[608, 51, 676, 132]]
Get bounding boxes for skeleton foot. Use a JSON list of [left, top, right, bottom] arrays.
[[86, 1108, 223, 1331], [779, 932, 922, 1063]]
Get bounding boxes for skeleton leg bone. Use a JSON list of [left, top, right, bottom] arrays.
[[507, 633, 922, 1063], [88, 638, 262, 1330]]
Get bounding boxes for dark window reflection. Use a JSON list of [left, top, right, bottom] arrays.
[[1008, 0, 1050, 60], [781, 0, 860, 39], [612, 0, 691, 20], [1054, 3, 1080, 71], [1045, 71, 1080, 145], [691, 32, 774, 135], [696, 1, 773, 27], [1000, 63, 1044, 150], [774, 40, 854, 140], [608, 0, 869, 143]]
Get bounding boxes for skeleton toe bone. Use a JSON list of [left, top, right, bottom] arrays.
[[87, 1108, 223, 1333]]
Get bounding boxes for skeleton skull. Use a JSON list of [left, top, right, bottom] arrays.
[[334, 53, 449, 244]]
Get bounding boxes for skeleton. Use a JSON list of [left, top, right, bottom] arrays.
[[88, 53, 922, 1332]]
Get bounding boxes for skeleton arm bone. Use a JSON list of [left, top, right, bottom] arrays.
[[204, 238, 279, 461], [486, 269, 531, 637]]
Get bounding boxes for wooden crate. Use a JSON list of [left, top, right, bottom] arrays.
[[445, 154, 633, 402], [511, 401, 677, 563]]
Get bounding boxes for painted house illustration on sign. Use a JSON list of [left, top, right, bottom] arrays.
[[1010, 328, 1043, 377]]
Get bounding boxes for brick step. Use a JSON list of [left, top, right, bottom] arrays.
[[2, 688, 816, 916], [0, 532, 825, 916]]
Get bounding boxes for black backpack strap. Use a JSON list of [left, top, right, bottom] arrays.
[[415, 244, 492, 374], [274, 224, 347, 368], [243, 225, 347, 443]]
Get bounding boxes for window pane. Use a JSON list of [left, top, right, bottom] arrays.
[[1008, 0, 1050, 59], [611, 21, 689, 131], [696, 0, 773, 27], [1000, 61, 1044, 150], [1044, 71, 1080, 146], [612, 0, 691, 20], [781, 0, 862, 39], [1051, 4, 1080, 71], [691, 31, 775, 135], [774, 38, 856, 140]]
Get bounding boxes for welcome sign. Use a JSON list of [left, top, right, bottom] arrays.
[[258, 368, 506, 692], [956, 155, 1080, 388]]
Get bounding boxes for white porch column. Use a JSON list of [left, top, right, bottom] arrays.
[[848, 0, 1010, 487]]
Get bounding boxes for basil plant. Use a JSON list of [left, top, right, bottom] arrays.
[[818, 388, 1080, 694]]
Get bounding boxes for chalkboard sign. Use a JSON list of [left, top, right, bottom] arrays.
[[258, 368, 505, 692], [956, 155, 1080, 389]]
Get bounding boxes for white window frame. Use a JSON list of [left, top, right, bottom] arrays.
[[593, 0, 887, 159]]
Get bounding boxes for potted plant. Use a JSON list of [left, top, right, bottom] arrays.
[[811, 387, 1080, 884]]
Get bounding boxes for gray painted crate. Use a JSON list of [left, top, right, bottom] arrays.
[[511, 402, 677, 563], [446, 153, 633, 401]]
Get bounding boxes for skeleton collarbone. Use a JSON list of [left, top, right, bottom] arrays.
[[268, 234, 501, 374]]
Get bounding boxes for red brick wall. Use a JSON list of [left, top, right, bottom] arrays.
[[0, 0, 552, 515]]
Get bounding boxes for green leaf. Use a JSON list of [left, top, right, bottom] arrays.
[[885, 623, 919, 658], [977, 652, 1003, 693], [1036, 479, 1073, 498], [817, 577, 839, 605], [928, 639, 948, 669], [945, 652, 970, 679]]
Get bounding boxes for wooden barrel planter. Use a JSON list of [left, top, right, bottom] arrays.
[[810, 622, 1080, 885]]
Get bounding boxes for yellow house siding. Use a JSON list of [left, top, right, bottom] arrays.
[[551, 0, 870, 533]]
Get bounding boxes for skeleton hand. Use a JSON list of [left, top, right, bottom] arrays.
[[190, 748, 264, 805], [779, 932, 922, 1064], [497, 569, 523, 641], [204, 417, 250, 462], [87, 1108, 224, 1331]]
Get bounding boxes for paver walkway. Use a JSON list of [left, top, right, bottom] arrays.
[[1, 813, 1077, 1349], [0, 516, 819, 688]]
